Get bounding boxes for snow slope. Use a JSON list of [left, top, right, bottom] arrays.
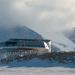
[[63, 28, 75, 43], [50, 32, 75, 52]]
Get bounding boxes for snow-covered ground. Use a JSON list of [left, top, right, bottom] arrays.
[[0, 67, 75, 75]]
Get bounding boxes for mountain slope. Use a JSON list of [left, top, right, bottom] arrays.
[[63, 28, 75, 43], [50, 31, 75, 52], [0, 25, 75, 52], [0, 25, 43, 42]]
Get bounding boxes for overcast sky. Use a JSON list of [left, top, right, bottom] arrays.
[[0, 0, 75, 38]]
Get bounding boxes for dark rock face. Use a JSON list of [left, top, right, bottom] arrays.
[[0, 25, 43, 42]]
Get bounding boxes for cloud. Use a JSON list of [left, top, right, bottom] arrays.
[[0, 0, 75, 38]]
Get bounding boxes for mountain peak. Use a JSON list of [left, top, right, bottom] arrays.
[[0, 25, 43, 42]]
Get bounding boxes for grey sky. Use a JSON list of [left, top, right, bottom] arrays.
[[0, 0, 75, 38]]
